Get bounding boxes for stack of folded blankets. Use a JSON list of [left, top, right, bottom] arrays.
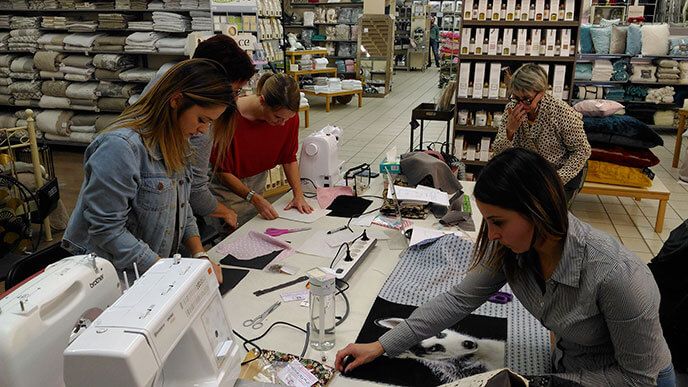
[[604, 86, 625, 101], [65, 113, 99, 143], [74, 0, 115, 9], [96, 80, 141, 112], [8, 28, 41, 53], [63, 33, 104, 52], [180, 0, 199, 8], [66, 18, 99, 32], [125, 31, 168, 52], [575, 63, 593, 81], [94, 35, 127, 52], [60, 55, 95, 82], [630, 62, 657, 83], [57, 0, 75, 8], [611, 58, 630, 82], [38, 33, 67, 51], [161, 0, 181, 8], [147, 0, 164, 9], [118, 66, 157, 82], [155, 37, 186, 54], [9, 80, 42, 107], [10, 16, 40, 29], [341, 79, 362, 90], [28, 0, 59, 8], [42, 16, 73, 29], [0, 55, 16, 106], [128, 21, 154, 30], [327, 77, 341, 91], [655, 59, 680, 84], [591, 60, 613, 82], [0, 32, 8, 51], [98, 13, 135, 29], [65, 81, 98, 110], [9, 55, 38, 80], [10, 0, 29, 8], [152, 12, 190, 32], [299, 92, 308, 108], [92, 53, 136, 81], [115, 0, 147, 9], [33, 50, 65, 81], [190, 11, 212, 31], [576, 100, 664, 189], [39, 79, 71, 109]]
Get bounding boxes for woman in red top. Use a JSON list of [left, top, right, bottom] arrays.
[[210, 73, 313, 224]]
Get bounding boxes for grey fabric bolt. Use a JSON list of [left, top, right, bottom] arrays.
[[36, 109, 74, 135], [94, 68, 123, 80], [97, 97, 128, 111], [61, 55, 93, 68], [70, 113, 99, 126], [33, 51, 64, 71], [41, 80, 70, 97], [400, 151, 463, 194]]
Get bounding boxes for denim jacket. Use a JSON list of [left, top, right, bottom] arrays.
[[62, 128, 199, 272]]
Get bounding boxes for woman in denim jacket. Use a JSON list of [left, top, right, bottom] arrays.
[[62, 59, 234, 284]]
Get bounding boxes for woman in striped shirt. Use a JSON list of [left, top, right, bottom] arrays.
[[336, 148, 674, 386]]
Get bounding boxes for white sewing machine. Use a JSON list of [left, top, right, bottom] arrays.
[[299, 125, 344, 188], [64, 257, 243, 387], [0, 254, 121, 387]]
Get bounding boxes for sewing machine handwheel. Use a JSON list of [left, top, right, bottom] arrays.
[[335, 95, 353, 105]]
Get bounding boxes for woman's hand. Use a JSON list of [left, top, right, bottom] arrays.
[[210, 203, 238, 228], [506, 104, 526, 140], [285, 195, 313, 214], [210, 259, 223, 284], [335, 342, 385, 373], [252, 194, 279, 220]]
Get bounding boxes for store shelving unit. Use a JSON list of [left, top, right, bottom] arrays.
[[357, 14, 394, 97], [452, 0, 583, 175]]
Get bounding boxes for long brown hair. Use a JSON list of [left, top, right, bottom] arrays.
[[256, 72, 300, 112], [107, 59, 235, 174], [471, 148, 569, 270]]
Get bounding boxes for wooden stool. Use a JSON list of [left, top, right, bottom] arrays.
[[673, 109, 688, 168], [299, 105, 310, 128]]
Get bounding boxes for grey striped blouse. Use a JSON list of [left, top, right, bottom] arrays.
[[379, 214, 672, 386]]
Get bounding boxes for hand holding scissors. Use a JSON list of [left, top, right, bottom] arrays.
[[243, 301, 281, 329]]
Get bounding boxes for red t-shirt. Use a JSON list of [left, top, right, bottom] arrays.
[[212, 111, 299, 179]]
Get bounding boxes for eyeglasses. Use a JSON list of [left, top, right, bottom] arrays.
[[509, 95, 537, 105]]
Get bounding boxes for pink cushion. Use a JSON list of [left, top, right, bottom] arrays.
[[573, 99, 625, 117]]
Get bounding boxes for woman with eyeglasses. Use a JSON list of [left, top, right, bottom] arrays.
[[209, 73, 313, 225], [62, 59, 235, 284], [494, 63, 591, 203]]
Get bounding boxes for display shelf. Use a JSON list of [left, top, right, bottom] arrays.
[[462, 20, 579, 27], [454, 125, 499, 133], [0, 7, 210, 11], [460, 54, 576, 62], [289, 2, 362, 6]]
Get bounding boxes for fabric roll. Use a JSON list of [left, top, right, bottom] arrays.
[[61, 55, 93, 68], [36, 109, 74, 135], [39, 95, 71, 109], [41, 80, 70, 97], [70, 113, 98, 126], [33, 51, 64, 72], [97, 97, 128, 111], [0, 95, 16, 105], [65, 82, 98, 100], [40, 70, 65, 80], [70, 124, 96, 133], [9, 56, 34, 72], [95, 114, 119, 131], [94, 68, 123, 80]]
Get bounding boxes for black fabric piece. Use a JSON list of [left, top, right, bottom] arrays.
[[326, 195, 373, 218], [218, 268, 250, 296], [220, 249, 282, 269], [346, 297, 507, 386]]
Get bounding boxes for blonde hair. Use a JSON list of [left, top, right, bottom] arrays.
[[256, 73, 300, 112], [509, 63, 548, 95], [107, 59, 235, 175]]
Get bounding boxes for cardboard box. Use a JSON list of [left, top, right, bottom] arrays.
[[477, 0, 488, 20], [553, 64, 566, 99], [530, 28, 541, 56], [502, 28, 513, 55], [472, 62, 486, 99], [488, 28, 499, 55], [560, 29, 571, 56], [488, 62, 501, 98], [474, 28, 485, 54], [545, 29, 556, 56], [564, 0, 575, 20], [461, 27, 471, 54], [379, 158, 401, 174], [516, 28, 527, 56], [506, 0, 516, 20], [458, 62, 471, 98], [463, 0, 474, 19], [534, 0, 545, 21]]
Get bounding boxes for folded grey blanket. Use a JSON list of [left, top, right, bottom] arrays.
[[70, 113, 98, 126], [92, 45, 124, 52], [41, 80, 70, 97], [38, 95, 71, 109], [92, 54, 136, 71], [61, 55, 93, 68], [95, 114, 119, 131], [65, 82, 98, 99], [33, 51, 65, 72], [9, 55, 34, 72], [36, 109, 74, 135], [40, 70, 65, 79], [97, 97, 128, 111]]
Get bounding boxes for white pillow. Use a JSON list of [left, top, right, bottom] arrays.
[[573, 99, 625, 117], [641, 24, 670, 56]]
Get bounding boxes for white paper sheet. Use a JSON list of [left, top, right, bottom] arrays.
[[324, 229, 358, 247], [386, 185, 450, 206], [297, 230, 341, 259], [277, 207, 331, 223], [409, 226, 452, 247], [351, 212, 377, 227]]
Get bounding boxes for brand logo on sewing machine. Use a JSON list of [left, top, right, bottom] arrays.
[[89, 274, 104, 288]]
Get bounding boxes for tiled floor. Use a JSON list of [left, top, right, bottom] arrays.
[[50, 67, 687, 263]]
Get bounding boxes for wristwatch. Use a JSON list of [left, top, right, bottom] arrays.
[[245, 190, 256, 202]]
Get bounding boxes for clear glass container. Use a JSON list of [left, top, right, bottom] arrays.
[[309, 273, 336, 351]]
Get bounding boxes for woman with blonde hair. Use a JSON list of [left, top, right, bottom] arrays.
[[210, 72, 313, 225], [495, 63, 591, 203], [62, 59, 234, 283]]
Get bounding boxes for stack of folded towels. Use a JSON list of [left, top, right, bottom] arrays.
[[63, 33, 104, 52], [190, 11, 212, 31], [60, 55, 95, 82], [313, 57, 328, 70], [327, 77, 341, 91], [152, 12, 191, 32], [591, 60, 613, 82], [125, 31, 168, 52], [98, 13, 135, 29], [115, 0, 147, 9], [94, 35, 127, 52], [342, 79, 362, 90], [155, 37, 186, 54], [655, 59, 680, 84]]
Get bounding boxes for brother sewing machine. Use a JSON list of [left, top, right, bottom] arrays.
[[299, 125, 344, 188], [0, 254, 121, 387], [64, 257, 244, 387]]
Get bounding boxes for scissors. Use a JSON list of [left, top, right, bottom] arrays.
[[265, 227, 311, 237], [488, 291, 513, 304], [243, 301, 281, 329]]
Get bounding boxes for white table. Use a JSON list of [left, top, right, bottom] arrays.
[[209, 181, 482, 386]]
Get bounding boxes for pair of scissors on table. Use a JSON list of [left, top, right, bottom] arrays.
[[488, 291, 513, 304], [243, 301, 281, 329], [265, 227, 311, 237]]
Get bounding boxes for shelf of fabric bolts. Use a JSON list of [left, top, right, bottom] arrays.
[[0, 49, 189, 56], [0, 7, 210, 12]]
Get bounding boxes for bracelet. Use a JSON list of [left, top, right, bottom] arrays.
[[192, 251, 209, 259], [245, 190, 256, 202]]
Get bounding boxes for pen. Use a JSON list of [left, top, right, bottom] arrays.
[[327, 225, 348, 235]]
